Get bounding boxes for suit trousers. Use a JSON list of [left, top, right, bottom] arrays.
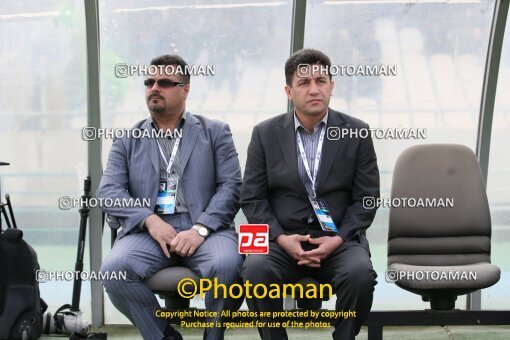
[[101, 213, 244, 340], [241, 240, 377, 340]]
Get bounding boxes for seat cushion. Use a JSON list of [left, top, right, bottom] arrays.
[[145, 267, 200, 292], [388, 262, 500, 290]]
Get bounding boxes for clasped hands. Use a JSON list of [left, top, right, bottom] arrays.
[[145, 214, 205, 258], [276, 234, 344, 268]]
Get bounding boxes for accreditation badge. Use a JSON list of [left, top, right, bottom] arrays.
[[308, 196, 338, 233], [155, 178, 178, 214]]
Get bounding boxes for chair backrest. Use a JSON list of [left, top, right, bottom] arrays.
[[388, 144, 491, 266]]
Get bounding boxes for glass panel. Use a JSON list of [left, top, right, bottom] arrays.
[[304, 0, 495, 309], [483, 14, 510, 309], [0, 0, 88, 318], [98, 0, 292, 322]]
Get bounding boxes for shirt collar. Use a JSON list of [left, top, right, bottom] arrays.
[[150, 110, 187, 130], [294, 110, 329, 132]]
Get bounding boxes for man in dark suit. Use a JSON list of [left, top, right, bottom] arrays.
[[241, 49, 380, 340]]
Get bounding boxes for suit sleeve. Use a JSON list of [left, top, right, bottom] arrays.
[[241, 126, 286, 241], [195, 123, 242, 230], [96, 138, 154, 234], [337, 123, 380, 242]]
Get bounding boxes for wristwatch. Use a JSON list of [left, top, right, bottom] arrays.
[[192, 224, 210, 238]]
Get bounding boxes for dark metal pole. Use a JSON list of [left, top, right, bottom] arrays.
[[288, 0, 307, 112], [5, 194, 17, 229], [71, 177, 91, 311]]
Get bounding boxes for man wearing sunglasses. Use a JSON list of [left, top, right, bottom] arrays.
[[98, 55, 243, 340]]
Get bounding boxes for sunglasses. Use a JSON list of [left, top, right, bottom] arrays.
[[144, 78, 186, 88]]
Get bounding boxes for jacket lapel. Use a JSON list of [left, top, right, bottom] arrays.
[[276, 111, 309, 197], [180, 112, 199, 171], [140, 118, 159, 173], [315, 109, 345, 193]]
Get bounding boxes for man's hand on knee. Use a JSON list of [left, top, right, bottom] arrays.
[[145, 214, 178, 258], [170, 229, 205, 257]]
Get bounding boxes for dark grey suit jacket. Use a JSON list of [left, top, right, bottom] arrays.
[[241, 109, 380, 247], [96, 112, 242, 239]]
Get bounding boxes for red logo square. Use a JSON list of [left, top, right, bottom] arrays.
[[238, 224, 269, 254]]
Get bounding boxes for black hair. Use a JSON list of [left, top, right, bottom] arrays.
[[150, 54, 190, 84], [285, 49, 332, 86]]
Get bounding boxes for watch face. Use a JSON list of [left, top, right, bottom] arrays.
[[194, 225, 207, 237]]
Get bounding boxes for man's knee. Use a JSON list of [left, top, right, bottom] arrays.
[[102, 251, 129, 272], [206, 253, 244, 283], [334, 262, 376, 292], [101, 253, 140, 289], [241, 255, 275, 283]]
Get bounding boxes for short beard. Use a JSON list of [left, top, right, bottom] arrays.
[[147, 98, 165, 113], [149, 106, 165, 115]]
